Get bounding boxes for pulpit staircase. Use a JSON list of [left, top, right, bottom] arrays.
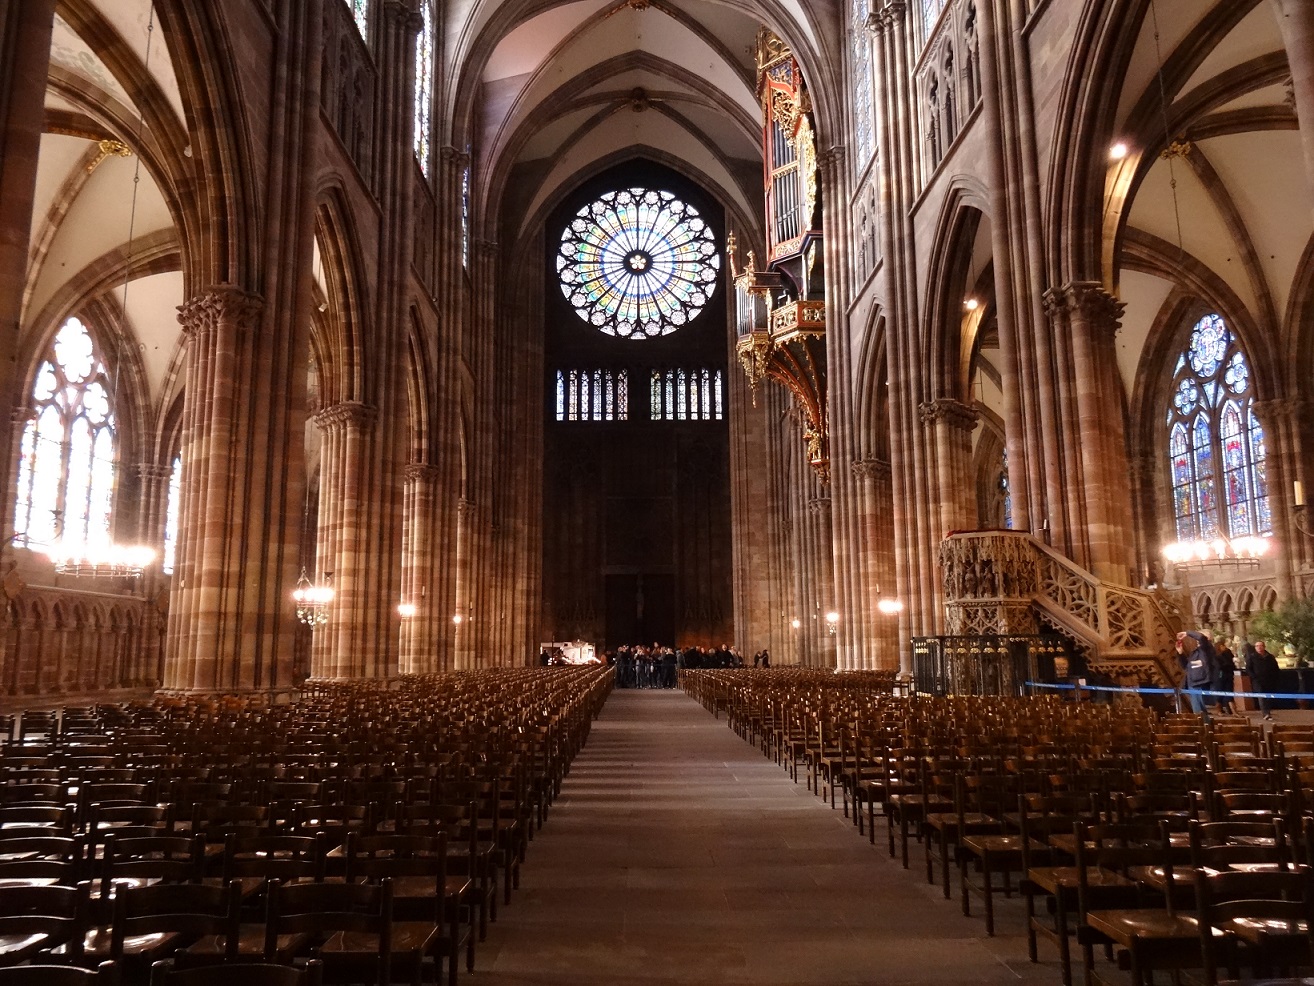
[[939, 532, 1188, 687]]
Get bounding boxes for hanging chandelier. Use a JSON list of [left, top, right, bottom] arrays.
[[293, 569, 334, 626], [1161, 536, 1270, 568], [48, 541, 156, 578]]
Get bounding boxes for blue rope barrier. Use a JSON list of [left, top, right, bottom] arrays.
[[1025, 681, 1314, 701]]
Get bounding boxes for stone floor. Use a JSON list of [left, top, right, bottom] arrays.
[[474, 688, 1066, 986]]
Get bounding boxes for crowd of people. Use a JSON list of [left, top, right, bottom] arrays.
[[609, 643, 744, 688], [1174, 630, 1283, 719]]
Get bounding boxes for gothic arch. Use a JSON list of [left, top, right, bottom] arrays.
[[152, 0, 261, 289], [311, 189, 371, 405], [852, 310, 890, 462], [1044, 0, 1267, 287], [921, 185, 988, 401], [405, 310, 432, 465]]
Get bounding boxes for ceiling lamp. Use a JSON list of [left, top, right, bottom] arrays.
[[1161, 536, 1270, 568], [50, 542, 155, 578], [293, 569, 334, 626]]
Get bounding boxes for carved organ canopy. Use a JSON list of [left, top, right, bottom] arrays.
[[729, 30, 829, 482]]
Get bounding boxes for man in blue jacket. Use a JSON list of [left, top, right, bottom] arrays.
[[1176, 630, 1217, 718]]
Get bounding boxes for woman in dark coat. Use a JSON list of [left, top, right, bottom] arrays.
[[1214, 639, 1237, 714]]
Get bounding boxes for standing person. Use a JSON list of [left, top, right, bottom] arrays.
[[1176, 631, 1216, 718], [1214, 638, 1237, 714], [1245, 639, 1280, 721]]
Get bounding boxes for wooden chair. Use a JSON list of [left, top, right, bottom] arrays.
[[345, 832, 472, 986], [1195, 868, 1314, 986], [0, 884, 85, 967], [265, 879, 416, 986]]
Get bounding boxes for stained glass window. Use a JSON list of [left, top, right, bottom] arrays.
[[851, 0, 874, 169], [922, 0, 946, 38], [557, 188, 720, 339], [1165, 312, 1269, 541], [13, 317, 117, 551], [346, 0, 369, 39], [649, 369, 725, 421], [163, 455, 182, 575], [461, 158, 470, 269], [413, 0, 434, 176], [555, 369, 628, 421]]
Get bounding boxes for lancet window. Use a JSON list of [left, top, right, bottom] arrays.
[[649, 369, 724, 422], [1166, 313, 1270, 542], [851, 0, 874, 169], [163, 455, 182, 575], [556, 369, 629, 422], [13, 317, 117, 551], [414, 0, 434, 176], [346, 0, 369, 39]]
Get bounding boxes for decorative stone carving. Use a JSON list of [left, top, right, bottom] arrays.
[[177, 286, 264, 339], [806, 495, 831, 515], [1042, 281, 1125, 333], [313, 400, 378, 431], [851, 457, 892, 482], [919, 397, 979, 432], [940, 531, 1183, 685]]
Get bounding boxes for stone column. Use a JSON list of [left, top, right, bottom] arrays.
[[817, 142, 863, 672], [168, 286, 307, 694], [853, 457, 899, 668], [807, 493, 837, 666], [453, 496, 474, 669], [1269, 0, 1314, 213], [136, 463, 173, 559], [1255, 398, 1309, 587], [310, 400, 379, 679], [920, 398, 980, 534], [0, 1, 56, 537], [399, 462, 439, 674], [1043, 281, 1132, 583], [870, 3, 932, 656]]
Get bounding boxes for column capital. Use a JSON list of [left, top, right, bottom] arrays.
[[1042, 280, 1125, 328], [852, 456, 892, 482], [177, 285, 263, 338], [457, 497, 475, 518], [313, 400, 378, 430], [880, 2, 907, 28], [404, 462, 441, 483], [1254, 397, 1307, 423], [807, 494, 832, 515], [472, 238, 498, 258], [918, 397, 978, 431], [440, 145, 470, 165], [381, 1, 422, 35], [137, 462, 173, 482], [10, 405, 35, 426], [818, 144, 846, 173]]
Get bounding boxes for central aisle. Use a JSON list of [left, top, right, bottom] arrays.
[[479, 688, 1060, 985]]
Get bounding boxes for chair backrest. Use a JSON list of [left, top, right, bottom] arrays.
[[0, 883, 84, 956], [1189, 818, 1290, 871], [100, 834, 204, 896], [111, 882, 239, 963], [1194, 867, 1314, 986], [221, 833, 325, 884], [147, 959, 321, 986], [266, 879, 392, 984]]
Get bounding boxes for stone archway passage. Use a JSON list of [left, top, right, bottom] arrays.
[[476, 689, 1060, 985]]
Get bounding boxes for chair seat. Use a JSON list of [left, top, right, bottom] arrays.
[[0, 931, 50, 963], [1085, 908, 1208, 945], [180, 926, 312, 962], [1027, 865, 1136, 895]]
